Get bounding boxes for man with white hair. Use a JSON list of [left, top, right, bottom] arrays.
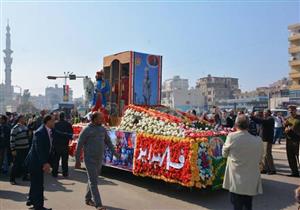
[[223, 114, 264, 210]]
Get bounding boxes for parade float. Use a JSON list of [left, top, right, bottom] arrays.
[[70, 51, 231, 190]]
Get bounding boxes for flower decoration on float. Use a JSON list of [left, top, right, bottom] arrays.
[[133, 133, 199, 187]]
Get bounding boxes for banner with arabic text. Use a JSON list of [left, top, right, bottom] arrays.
[[133, 133, 199, 187]]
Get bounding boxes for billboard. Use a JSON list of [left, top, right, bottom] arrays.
[[132, 52, 162, 105]]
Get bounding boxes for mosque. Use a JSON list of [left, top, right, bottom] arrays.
[[0, 21, 14, 113]]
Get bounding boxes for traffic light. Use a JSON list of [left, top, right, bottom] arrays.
[[63, 85, 69, 102], [69, 74, 76, 80]]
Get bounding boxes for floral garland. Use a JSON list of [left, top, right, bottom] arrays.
[[132, 134, 221, 188], [119, 105, 233, 138], [119, 108, 184, 137], [133, 133, 199, 187], [126, 104, 183, 123], [177, 110, 199, 122], [195, 138, 214, 188], [71, 122, 227, 189], [184, 128, 233, 138], [73, 124, 84, 135]]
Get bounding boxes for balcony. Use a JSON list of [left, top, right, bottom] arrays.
[[289, 45, 300, 54], [289, 70, 300, 79], [289, 59, 300, 67], [288, 23, 300, 31], [290, 84, 300, 91], [289, 33, 300, 41]]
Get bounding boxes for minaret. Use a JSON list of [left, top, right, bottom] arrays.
[[3, 20, 13, 101]]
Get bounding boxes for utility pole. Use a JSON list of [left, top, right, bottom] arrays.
[[47, 72, 86, 102]]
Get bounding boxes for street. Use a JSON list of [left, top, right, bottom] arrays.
[[0, 141, 299, 210]]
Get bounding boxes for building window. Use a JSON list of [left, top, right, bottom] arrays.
[[208, 91, 211, 95]]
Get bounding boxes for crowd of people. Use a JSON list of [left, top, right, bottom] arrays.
[[220, 105, 300, 210], [0, 109, 115, 210], [0, 110, 76, 210], [0, 105, 299, 210], [190, 105, 299, 178], [0, 110, 74, 181]]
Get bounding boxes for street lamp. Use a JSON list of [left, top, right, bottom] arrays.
[[46, 73, 87, 102], [47, 76, 57, 80], [47, 73, 86, 82]]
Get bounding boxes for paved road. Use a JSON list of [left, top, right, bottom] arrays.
[[0, 141, 299, 210]]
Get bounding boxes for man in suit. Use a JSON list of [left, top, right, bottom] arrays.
[[25, 114, 55, 210], [52, 112, 73, 177], [226, 110, 236, 128], [223, 114, 263, 210], [251, 109, 276, 175]]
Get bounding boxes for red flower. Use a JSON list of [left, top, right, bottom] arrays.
[[133, 133, 197, 186]]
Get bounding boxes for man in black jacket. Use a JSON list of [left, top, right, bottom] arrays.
[[249, 112, 258, 136], [52, 112, 73, 177], [226, 110, 236, 128], [252, 109, 276, 175], [25, 114, 55, 210], [0, 115, 11, 174]]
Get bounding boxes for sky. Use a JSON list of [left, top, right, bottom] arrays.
[[0, 0, 299, 98]]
